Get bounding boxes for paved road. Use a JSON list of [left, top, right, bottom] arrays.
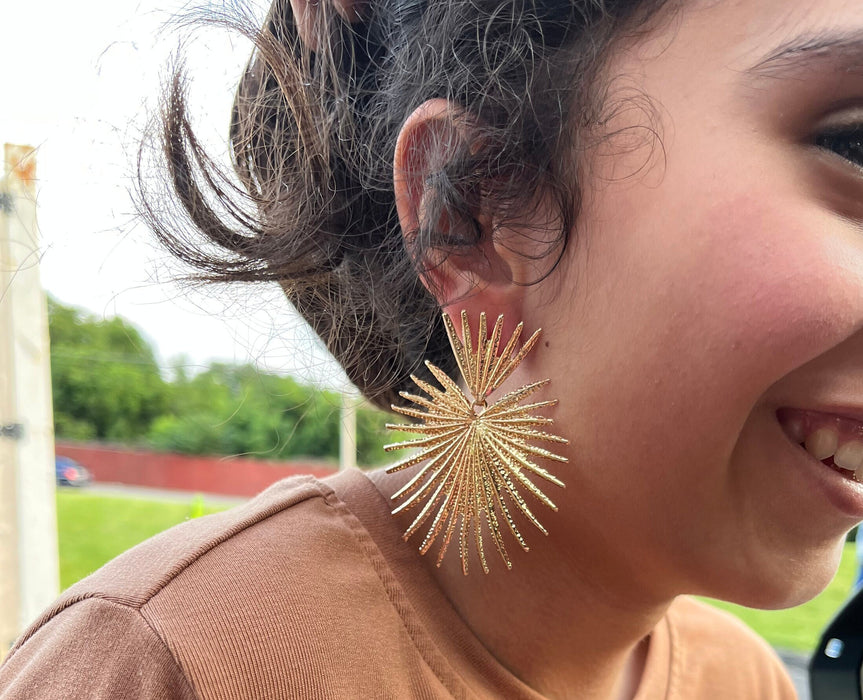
[[72, 482, 247, 507], [778, 650, 810, 700]]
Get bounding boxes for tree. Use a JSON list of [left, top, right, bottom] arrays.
[[48, 297, 168, 442], [148, 363, 342, 460], [48, 296, 395, 465], [357, 404, 394, 466]]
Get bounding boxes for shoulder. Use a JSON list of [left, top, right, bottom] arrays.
[[1, 475, 335, 698], [660, 596, 797, 699], [9, 474, 336, 645], [0, 597, 197, 699], [1, 472, 431, 699]]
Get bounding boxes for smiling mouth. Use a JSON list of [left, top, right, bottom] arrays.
[[777, 408, 863, 482]]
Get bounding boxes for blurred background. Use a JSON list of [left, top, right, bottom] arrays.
[[1, 0, 348, 386], [0, 0, 398, 656]]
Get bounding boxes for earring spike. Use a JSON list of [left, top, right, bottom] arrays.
[[385, 311, 568, 573]]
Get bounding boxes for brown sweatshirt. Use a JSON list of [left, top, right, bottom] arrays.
[[0, 469, 796, 699]]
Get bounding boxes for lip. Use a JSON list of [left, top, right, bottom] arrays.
[[776, 407, 863, 519]]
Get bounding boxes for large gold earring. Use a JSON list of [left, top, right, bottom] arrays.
[[385, 311, 568, 574]]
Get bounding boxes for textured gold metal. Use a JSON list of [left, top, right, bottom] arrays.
[[385, 311, 568, 574]]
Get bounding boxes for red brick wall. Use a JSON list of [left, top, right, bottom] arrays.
[[55, 441, 338, 497]]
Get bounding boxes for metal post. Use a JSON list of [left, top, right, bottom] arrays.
[[0, 145, 59, 659]]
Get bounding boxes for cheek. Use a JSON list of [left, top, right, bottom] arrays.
[[553, 186, 863, 474], [671, 190, 861, 395]]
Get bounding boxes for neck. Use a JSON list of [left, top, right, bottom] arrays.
[[369, 467, 672, 700]]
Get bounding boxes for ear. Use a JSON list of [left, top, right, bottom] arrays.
[[393, 99, 532, 334]]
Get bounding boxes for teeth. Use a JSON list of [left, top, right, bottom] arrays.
[[835, 441, 863, 471], [805, 428, 839, 460], [784, 408, 863, 479]]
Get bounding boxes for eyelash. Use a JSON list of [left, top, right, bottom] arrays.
[[815, 126, 863, 170]]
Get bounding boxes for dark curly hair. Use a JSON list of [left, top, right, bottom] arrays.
[[140, 0, 676, 410]]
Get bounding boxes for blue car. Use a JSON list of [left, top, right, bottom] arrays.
[[55, 456, 92, 487]]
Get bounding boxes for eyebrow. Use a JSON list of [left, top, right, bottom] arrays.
[[746, 29, 863, 80]]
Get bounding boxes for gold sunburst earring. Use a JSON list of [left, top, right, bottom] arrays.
[[384, 311, 568, 574]]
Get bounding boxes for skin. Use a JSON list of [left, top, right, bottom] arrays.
[[289, 0, 363, 49], [380, 0, 863, 698]]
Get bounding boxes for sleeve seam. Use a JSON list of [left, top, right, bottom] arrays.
[[101, 598, 201, 700], [31, 597, 200, 700], [9, 476, 323, 657]]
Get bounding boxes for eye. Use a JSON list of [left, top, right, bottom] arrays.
[[815, 125, 863, 170]]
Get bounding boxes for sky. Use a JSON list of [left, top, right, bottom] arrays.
[[1, 0, 350, 390]]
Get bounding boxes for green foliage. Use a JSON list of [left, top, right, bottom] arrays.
[[357, 405, 395, 466], [49, 297, 168, 442], [188, 494, 207, 519], [148, 363, 342, 460], [52, 414, 96, 441], [48, 296, 394, 465]]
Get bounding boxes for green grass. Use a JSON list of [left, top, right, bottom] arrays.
[[57, 490, 857, 653], [56, 490, 229, 590]]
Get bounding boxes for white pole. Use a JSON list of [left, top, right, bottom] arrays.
[[0, 169, 21, 656], [0, 145, 59, 658], [339, 389, 358, 471]]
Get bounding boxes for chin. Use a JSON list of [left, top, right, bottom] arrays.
[[694, 534, 849, 611], [760, 537, 845, 610]]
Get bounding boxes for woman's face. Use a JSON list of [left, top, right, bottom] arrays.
[[523, 0, 863, 607]]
